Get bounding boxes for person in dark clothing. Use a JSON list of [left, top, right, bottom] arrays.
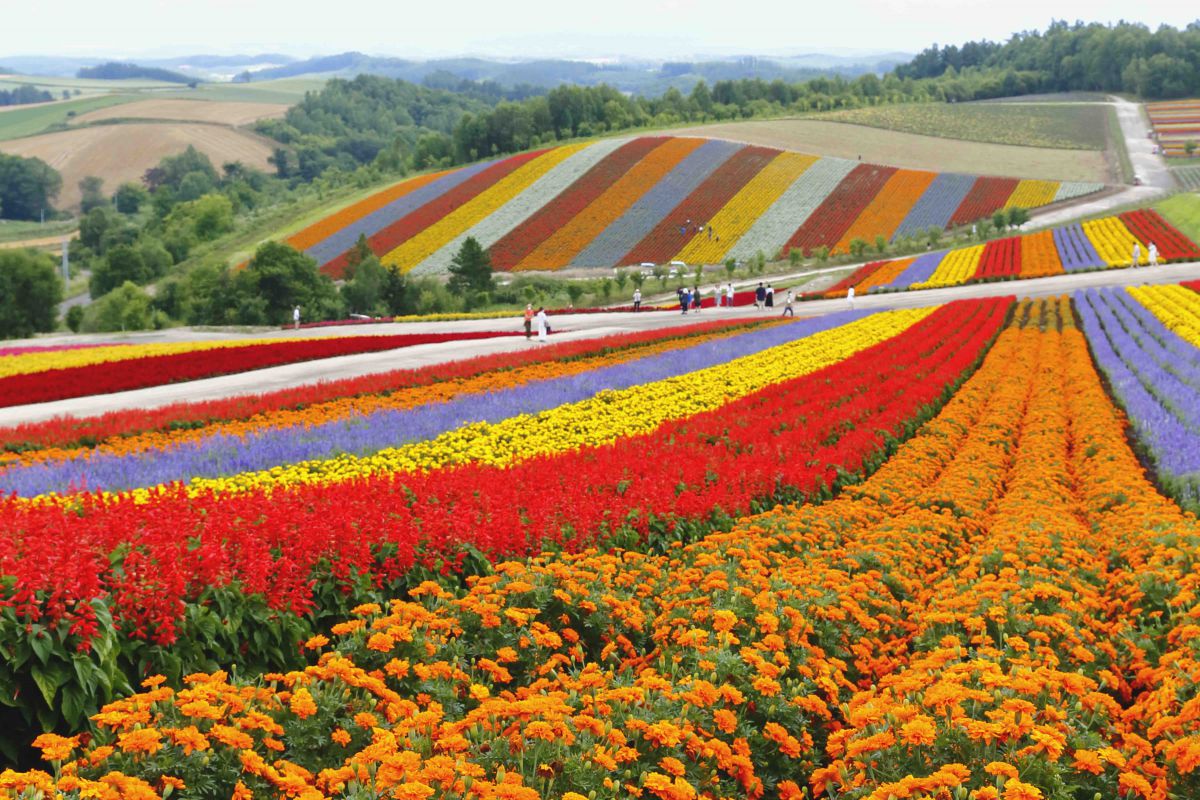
[[754, 282, 766, 310]]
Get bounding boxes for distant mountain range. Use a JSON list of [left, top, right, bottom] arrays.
[[0, 50, 911, 95]]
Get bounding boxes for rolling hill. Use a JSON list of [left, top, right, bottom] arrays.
[[284, 135, 1104, 277]]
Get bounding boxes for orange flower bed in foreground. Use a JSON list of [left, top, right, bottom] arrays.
[[9, 298, 1200, 800]]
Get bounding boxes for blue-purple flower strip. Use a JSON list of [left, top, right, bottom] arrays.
[[1, 310, 874, 497], [1053, 224, 1105, 272], [572, 139, 741, 268], [876, 250, 946, 291], [1075, 287, 1200, 507], [891, 173, 976, 240]]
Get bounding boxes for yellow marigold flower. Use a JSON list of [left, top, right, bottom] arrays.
[[469, 683, 491, 701], [289, 687, 318, 719], [31, 733, 78, 762]]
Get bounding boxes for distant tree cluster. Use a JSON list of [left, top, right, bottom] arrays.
[[0, 153, 62, 221], [897, 20, 1200, 99], [0, 84, 53, 106], [76, 62, 195, 84]]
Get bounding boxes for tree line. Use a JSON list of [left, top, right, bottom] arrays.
[[0, 85, 53, 107]]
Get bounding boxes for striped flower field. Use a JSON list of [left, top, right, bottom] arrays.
[[825, 208, 1200, 297], [283, 135, 1103, 276], [7, 284, 1200, 798]]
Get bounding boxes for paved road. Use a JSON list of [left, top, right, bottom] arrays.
[[4, 262, 1199, 427], [1026, 96, 1174, 230]]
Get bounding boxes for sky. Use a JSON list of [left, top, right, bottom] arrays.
[[0, 0, 1196, 60]]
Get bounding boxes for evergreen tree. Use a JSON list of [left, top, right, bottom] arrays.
[[447, 236, 494, 296]]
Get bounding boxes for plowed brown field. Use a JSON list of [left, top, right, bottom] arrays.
[[71, 99, 288, 127], [0, 124, 275, 209]]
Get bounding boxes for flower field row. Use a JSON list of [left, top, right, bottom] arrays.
[[0, 339, 292, 381], [828, 208, 1199, 296], [1147, 99, 1200, 157], [280, 136, 1101, 275], [11, 296, 1200, 799], [0, 320, 755, 458], [1077, 285, 1200, 508], [0, 332, 525, 409], [0, 300, 1004, 742], [1, 319, 796, 498]]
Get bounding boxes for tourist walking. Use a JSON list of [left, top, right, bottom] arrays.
[[1132, 242, 1141, 267], [754, 282, 765, 310], [726, 282, 735, 308], [292, 305, 301, 330], [535, 307, 549, 342], [692, 286, 702, 312], [633, 288, 642, 311], [847, 286, 856, 309], [765, 283, 775, 308], [782, 289, 795, 317], [681, 286, 691, 314], [523, 304, 534, 339], [1149, 242, 1159, 267]]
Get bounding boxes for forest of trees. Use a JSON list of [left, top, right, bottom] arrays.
[[0, 84, 53, 107], [76, 62, 194, 84]]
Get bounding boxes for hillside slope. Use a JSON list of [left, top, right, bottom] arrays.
[[285, 135, 1104, 276]]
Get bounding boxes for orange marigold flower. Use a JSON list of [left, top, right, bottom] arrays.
[[232, 781, 253, 800], [712, 610, 738, 632], [32, 733, 78, 762], [900, 715, 937, 746], [160, 776, 186, 791], [712, 708, 738, 734], [469, 684, 491, 701], [351, 603, 382, 616], [117, 728, 163, 755], [141, 675, 167, 688], [659, 756, 686, 777], [1117, 772, 1153, 799], [304, 635, 330, 650], [985, 762, 1019, 780], [974, 789, 999, 800], [209, 724, 254, 749], [644, 772, 697, 800], [354, 711, 378, 729], [165, 725, 209, 754], [1072, 749, 1105, 775], [1002, 780, 1043, 800], [752, 676, 781, 697], [289, 687, 318, 719], [778, 780, 804, 800], [367, 632, 395, 652]]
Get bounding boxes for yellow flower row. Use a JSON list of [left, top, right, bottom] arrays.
[[675, 152, 817, 265], [0, 337, 325, 379], [1081, 217, 1145, 267], [176, 308, 935, 499], [1128, 283, 1200, 347], [913, 245, 984, 290], [382, 144, 588, 271], [1002, 179, 1058, 210]]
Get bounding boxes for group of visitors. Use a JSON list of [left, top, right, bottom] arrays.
[[523, 304, 550, 342], [1133, 241, 1160, 267], [678, 219, 719, 243]]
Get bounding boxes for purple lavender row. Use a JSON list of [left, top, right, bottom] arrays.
[[1075, 288, 1200, 507], [875, 250, 946, 291], [1053, 225, 1105, 272], [891, 173, 976, 240], [0, 310, 873, 497], [1108, 289, 1200, 391], [573, 139, 740, 268]]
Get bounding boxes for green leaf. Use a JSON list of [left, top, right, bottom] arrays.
[[30, 661, 69, 708]]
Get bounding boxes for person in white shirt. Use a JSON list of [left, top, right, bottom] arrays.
[[633, 288, 642, 311], [782, 289, 795, 317], [847, 286, 856, 309], [292, 305, 301, 330], [1149, 242, 1159, 267], [725, 283, 735, 308], [536, 307, 549, 342], [1132, 242, 1141, 267]]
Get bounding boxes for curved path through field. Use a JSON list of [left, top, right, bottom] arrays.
[[4, 261, 1199, 426]]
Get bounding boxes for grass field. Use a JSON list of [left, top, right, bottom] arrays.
[[1173, 165, 1200, 191], [810, 102, 1109, 150], [656, 119, 1110, 182], [161, 78, 326, 104], [0, 94, 136, 141], [0, 219, 76, 245], [0, 123, 275, 208], [71, 98, 289, 127], [1154, 192, 1200, 241], [0, 74, 179, 93]]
